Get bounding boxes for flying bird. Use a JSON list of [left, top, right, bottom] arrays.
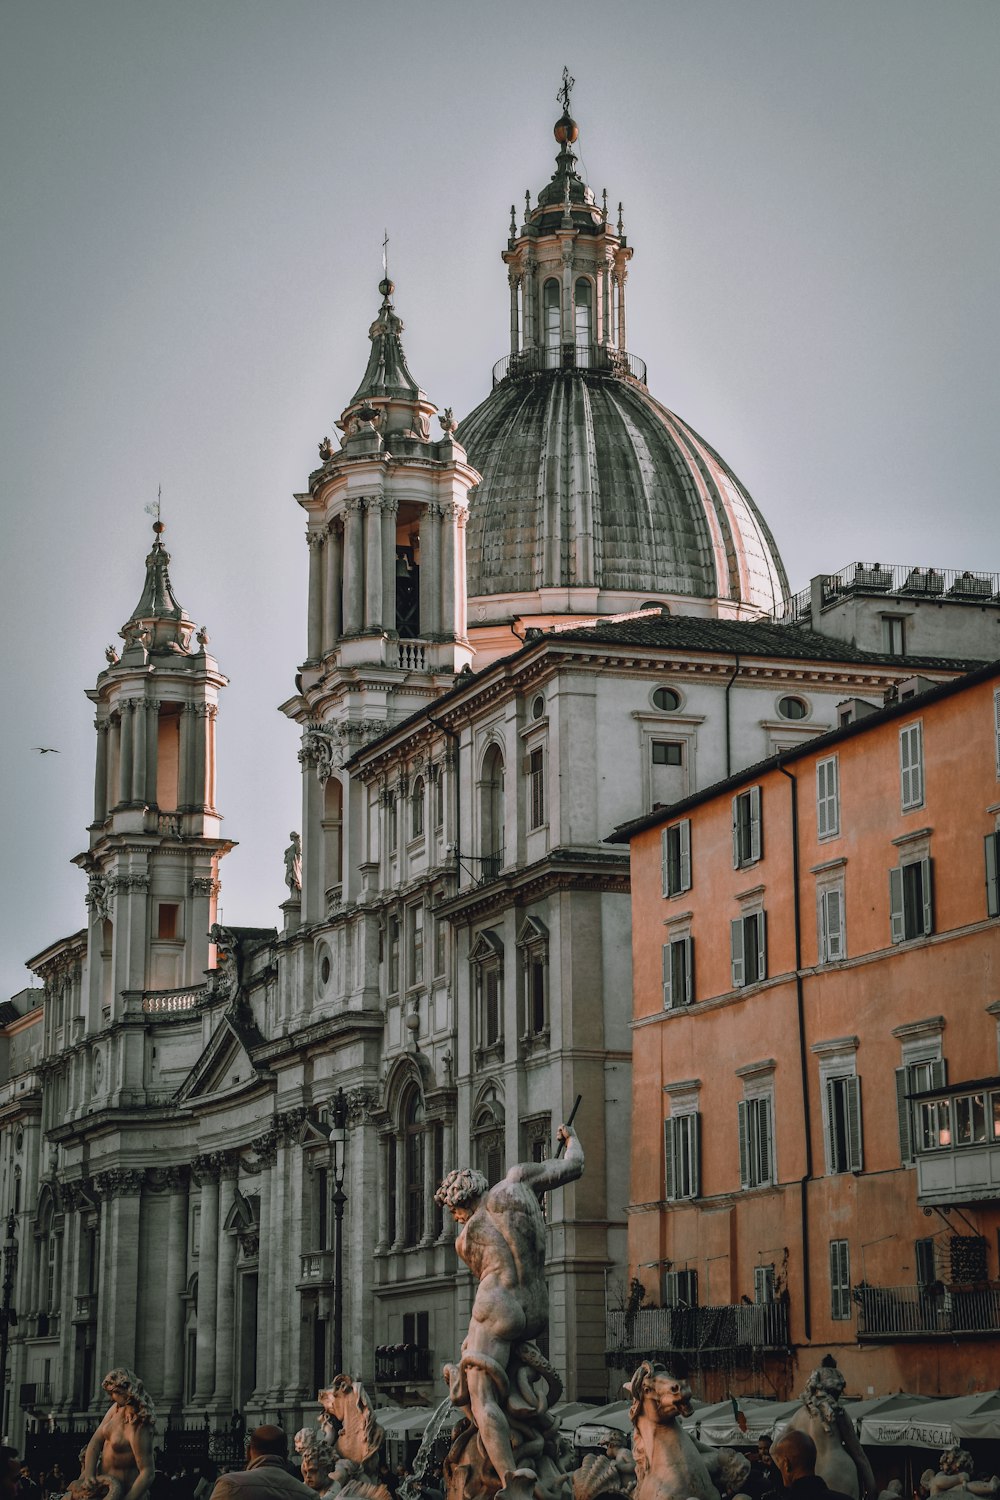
[[32, 746, 60, 754]]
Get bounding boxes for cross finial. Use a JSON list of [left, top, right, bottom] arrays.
[[557, 66, 575, 114], [381, 229, 389, 279]]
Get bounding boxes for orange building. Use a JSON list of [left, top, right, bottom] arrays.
[[608, 661, 1000, 1400]]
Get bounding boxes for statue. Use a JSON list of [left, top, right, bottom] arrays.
[[785, 1364, 876, 1500], [319, 436, 335, 462], [624, 1362, 719, 1500], [71, 1367, 156, 1500], [285, 831, 303, 894], [921, 1449, 1000, 1500], [436, 1123, 584, 1500], [295, 1427, 337, 1494], [104, 645, 119, 665], [439, 408, 458, 436], [317, 1375, 385, 1485]]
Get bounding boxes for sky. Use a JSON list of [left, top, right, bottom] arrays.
[[1, 0, 998, 1000]]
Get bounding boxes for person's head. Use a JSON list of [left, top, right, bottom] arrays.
[[248, 1425, 288, 1463], [757, 1439, 771, 1461], [434, 1168, 488, 1223], [772, 1432, 818, 1485]]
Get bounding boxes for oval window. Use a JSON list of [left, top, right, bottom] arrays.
[[651, 687, 681, 712], [778, 695, 808, 720], [320, 953, 332, 986], [531, 695, 545, 721]]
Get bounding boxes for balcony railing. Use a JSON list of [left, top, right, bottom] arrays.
[[477, 850, 504, 886], [298, 1250, 335, 1287], [492, 344, 647, 388], [73, 1293, 98, 1322], [775, 561, 1000, 623], [374, 1343, 433, 1385], [855, 1283, 1000, 1340], [606, 1301, 789, 1365], [395, 639, 430, 671], [141, 986, 204, 1015]]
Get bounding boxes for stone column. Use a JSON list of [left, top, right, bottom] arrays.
[[454, 507, 468, 635], [391, 1136, 405, 1252], [523, 260, 536, 349], [93, 720, 110, 825], [179, 703, 198, 809], [601, 259, 611, 347], [212, 1168, 238, 1413], [375, 1137, 389, 1256], [193, 1158, 221, 1405], [130, 698, 148, 805], [193, 705, 210, 812], [342, 500, 364, 635], [96, 1169, 143, 1373], [322, 522, 342, 657], [162, 1168, 189, 1410], [420, 505, 441, 639], [440, 505, 457, 642], [364, 499, 383, 631], [117, 702, 134, 807], [267, 1138, 289, 1404], [508, 270, 521, 355], [381, 497, 397, 635], [616, 269, 628, 351], [306, 530, 324, 661], [561, 242, 574, 343], [251, 1141, 275, 1406], [420, 1125, 435, 1247], [144, 700, 158, 809]]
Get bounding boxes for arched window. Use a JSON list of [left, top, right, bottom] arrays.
[[402, 1086, 425, 1246], [323, 776, 343, 903], [470, 930, 504, 1053], [543, 279, 561, 366], [480, 746, 505, 882], [575, 278, 593, 363], [410, 776, 425, 839]]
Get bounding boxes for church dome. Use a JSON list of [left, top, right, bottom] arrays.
[[458, 369, 789, 614], [457, 87, 789, 620]]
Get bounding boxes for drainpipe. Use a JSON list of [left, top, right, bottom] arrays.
[[724, 655, 741, 777], [778, 758, 813, 1340]]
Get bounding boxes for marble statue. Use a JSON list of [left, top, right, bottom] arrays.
[[784, 1365, 876, 1500], [624, 1362, 719, 1500], [285, 831, 303, 893], [436, 1122, 584, 1500], [921, 1449, 1000, 1500], [70, 1367, 156, 1500], [303, 1375, 386, 1491], [295, 1427, 337, 1494]]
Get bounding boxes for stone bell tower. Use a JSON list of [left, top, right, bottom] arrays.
[[76, 522, 233, 1029], [284, 277, 480, 923]]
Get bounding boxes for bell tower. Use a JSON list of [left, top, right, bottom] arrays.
[[76, 522, 233, 1028]]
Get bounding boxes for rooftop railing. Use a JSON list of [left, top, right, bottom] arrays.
[[855, 1283, 1000, 1339], [492, 344, 647, 387], [776, 562, 1000, 623]]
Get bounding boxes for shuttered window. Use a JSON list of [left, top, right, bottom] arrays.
[[732, 786, 763, 867], [830, 1239, 852, 1320], [900, 722, 924, 811], [662, 936, 694, 1009], [731, 911, 767, 987], [895, 1057, 946, 1164], [818, 885, 845, 962], [661, 819, 692, 897], [664, 1268, 698, 1308], [664, 1112, 700, 1201], [825, 1074, 863, 1173], [889, 858, 933, 943], [738, 1095, 774, 1188], [754, 1264, 775, 1303], [986, 832, 1000, 919], [816, 756, 840, 839]]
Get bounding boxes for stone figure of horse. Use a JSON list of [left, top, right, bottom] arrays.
[[318, 1374, 385, 1479], [624, 1361, 720, 1500]]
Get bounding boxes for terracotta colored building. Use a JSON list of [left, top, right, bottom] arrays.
[[609, 661, 1000, 1399]]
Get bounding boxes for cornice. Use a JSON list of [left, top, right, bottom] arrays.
[[435, 849, 630, 925]]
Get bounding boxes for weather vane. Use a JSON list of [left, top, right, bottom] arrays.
[[557, 66, 575, 114], [144, 485, 163, 532]]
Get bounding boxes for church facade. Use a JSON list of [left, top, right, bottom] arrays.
[[2, 95, 994, 1447]]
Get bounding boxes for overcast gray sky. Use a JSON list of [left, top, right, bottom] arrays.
[[2, 1, 998, 999]]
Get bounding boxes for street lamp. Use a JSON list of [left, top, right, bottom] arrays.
[[0, 1214, 18, 1437], [328, 1089, 348, 1377]]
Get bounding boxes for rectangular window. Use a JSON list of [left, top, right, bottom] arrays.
[[434, 912, 447, 976], [387, 914, 400, 994], [316, 1166, 329, 1252], [434, 766, 445, 829], [754, 1264, 775, 1303], [816, 756, 840, 839], [915, 1237, 936, 1287], [409, 905, 424, 986], [889, 858, 933, 942], [825, 1074, 863, 1173], [830, 1239, 852, 1320], [652, 740, 683, 766], [918, 1098, 952, 1151], [818, 885, 845, 962], [527, 955, 546, 1035], [900, 722, 924, 811], [731, 911, 766, 987], [732, 786, 763, 867], [387, 793, 398, 853], [662, 936, 694, 1009], [529, 747, 545, 829], [986, 832, 1000, 918], [661, 819, 692, 897], [157, 903, 179, 940], [664, 1112, 700, 1200], [956, 1091, 988, 1145], [882, 616, 905, 656], [895, 1057, 945, 1164], [663, 1268, 699, 1308], [738, 1094, 774, 1188], [478, 966, 501, 1046]]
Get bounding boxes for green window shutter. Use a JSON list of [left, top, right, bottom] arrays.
[[846, 1075, 863, 1172], [690, 1111, 701, 1197], [824, 888, 844, 960], [756, 909, 767, 981], [661, 829, 669, 896], [896, 1065, 913, 1165], [825, 1077, 839, 1174], [758, 1095, 773, 1184], [737, 1099, 750, 1188], [749, 785, 763, 861], [679, 819, 692, 892], [986, 833, 1000, 919], [664, 1117, 676, 1200], [731, 918, 745, 988], [662, 943, 672, 1009], [920, 856, 933, 935], [683, 936, 694, 1005], [889, 867, 905, 944], [732, 797, 741, 868]]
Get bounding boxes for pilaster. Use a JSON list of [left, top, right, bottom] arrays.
[[162, 1167, 190, 1410], [306, 530, 324, 661], [192, 1156, 221, 1405]]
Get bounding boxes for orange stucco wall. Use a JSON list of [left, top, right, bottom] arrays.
[[627, 671, 1000, 1399]]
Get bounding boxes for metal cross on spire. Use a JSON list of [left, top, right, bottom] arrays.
[[144, 485, 163, 532], [382, 229, 390, 280], [557, 66, 575, 114]]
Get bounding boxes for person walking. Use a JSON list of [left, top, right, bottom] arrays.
[[767, 1432, 855, 1500], [208, 1426, 315, 1498]]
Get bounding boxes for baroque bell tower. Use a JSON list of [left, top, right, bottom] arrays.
[[76, 522, 233, 1029]]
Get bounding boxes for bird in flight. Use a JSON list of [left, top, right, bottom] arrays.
[[32, 746, 60, 754]]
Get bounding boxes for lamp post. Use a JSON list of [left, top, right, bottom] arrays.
[[329, 1089, 348, 1378], [0, 1214, 18, 1436]]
